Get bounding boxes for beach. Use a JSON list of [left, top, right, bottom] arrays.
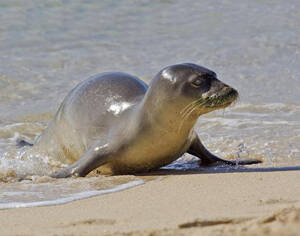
[[0, 0, 299, 235], [1, 170, 300, 236]]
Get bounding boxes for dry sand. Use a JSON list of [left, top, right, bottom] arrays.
[[1, 170, 300, 236]]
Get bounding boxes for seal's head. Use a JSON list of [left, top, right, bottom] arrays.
[[148, 63, 239, 116]]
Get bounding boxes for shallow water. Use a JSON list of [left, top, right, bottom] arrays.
[[0, 0, 299, 208], [0, 176, 144, 209]]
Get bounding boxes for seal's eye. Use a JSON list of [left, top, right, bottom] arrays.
[[191, 79, 203, 88]]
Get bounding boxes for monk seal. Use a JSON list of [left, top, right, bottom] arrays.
[[29, 63, 261, 178]]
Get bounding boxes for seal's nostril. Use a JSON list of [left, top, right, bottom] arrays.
[[221, 86, 230, 92], [227, 88, 239, 98]]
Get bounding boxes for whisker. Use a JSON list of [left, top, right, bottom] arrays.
[[177, 100, 206, 133], [180, 98, 205, 119], [178, 105, 197, 133], [180, 99, 200, 115]]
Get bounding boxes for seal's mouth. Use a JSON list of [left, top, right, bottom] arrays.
[[204, 87, 239, 109], [179, 87, 239, 118]]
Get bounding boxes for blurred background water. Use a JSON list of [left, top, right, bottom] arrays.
[[0, 0, 299, 207]]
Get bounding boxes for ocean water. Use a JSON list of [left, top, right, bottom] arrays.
[[0, 0, 299, 208]]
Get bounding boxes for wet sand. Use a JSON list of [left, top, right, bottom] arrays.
[[1, 170, 300, 236]]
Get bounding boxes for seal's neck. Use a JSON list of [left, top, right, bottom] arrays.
[[139, 89, 199, 139]]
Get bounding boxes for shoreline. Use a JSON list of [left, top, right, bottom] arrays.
[[0, 170, 300, 235]]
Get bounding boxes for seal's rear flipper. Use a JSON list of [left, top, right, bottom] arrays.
[[16, 139, 33, 147]]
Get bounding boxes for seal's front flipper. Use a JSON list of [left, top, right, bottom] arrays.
[[16, 139, 33, 147], [187, 134, 262, 166], [51, 143, 115, 178], [226, 158, 261, 165]]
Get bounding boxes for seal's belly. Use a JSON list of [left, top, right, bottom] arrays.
[[97, 138, 192, 175], [98, 154, 178, 175]]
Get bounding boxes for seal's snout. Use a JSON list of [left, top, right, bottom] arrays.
[[223, 86, 239, 100], [217, 85, 239, 107], [203, 82, 239, 110], [219, 84, 239, 104]]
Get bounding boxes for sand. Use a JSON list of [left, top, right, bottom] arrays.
[[1, 170, 300, 236]]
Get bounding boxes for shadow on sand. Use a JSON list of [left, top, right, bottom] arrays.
[[137, 161, 300, 176]]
